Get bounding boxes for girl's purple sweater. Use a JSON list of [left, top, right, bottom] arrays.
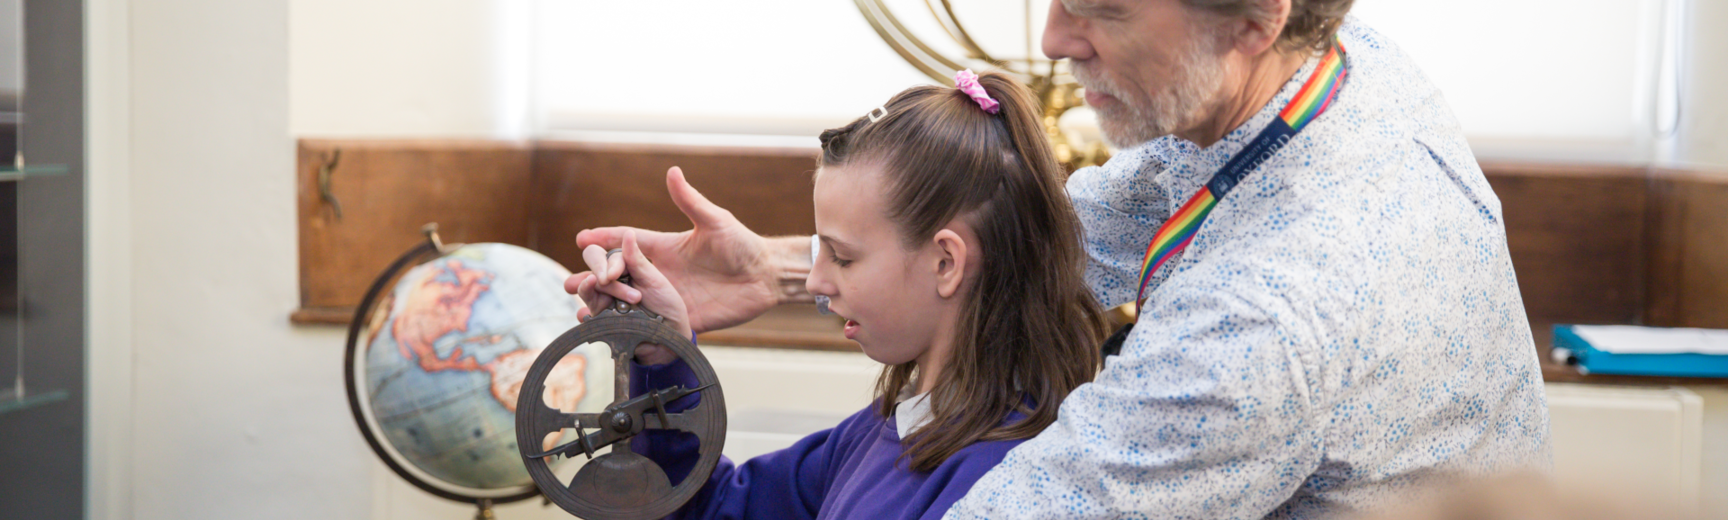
[[628, 360, 1027, 520]]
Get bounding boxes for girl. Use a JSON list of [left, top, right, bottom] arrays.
[[576, 70, 1110, 520]]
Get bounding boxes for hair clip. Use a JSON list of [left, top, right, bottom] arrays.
[[867, 106, 888, 122], [953, 69, 999, 114]]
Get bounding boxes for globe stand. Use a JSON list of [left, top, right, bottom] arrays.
[[515, 295, 727, 520], [474, 499, 495, 520]]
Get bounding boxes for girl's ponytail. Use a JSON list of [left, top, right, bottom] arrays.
[[977, 73, 1062, 194]]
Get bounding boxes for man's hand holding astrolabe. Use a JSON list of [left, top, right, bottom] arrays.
[[564, 166, 811, 334]]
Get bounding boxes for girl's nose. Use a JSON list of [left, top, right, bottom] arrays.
[[806, 255, 839, 300]]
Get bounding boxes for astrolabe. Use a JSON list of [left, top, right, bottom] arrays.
[[516, 270, 728, 520]]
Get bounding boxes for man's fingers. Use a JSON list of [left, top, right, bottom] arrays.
[[576, 227, 681, 256], [575, 227, 627, 251], [666, 167, 733, 230], [621, 231, 670, 289]]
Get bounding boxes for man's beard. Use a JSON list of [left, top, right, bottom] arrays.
[[1072, 35, 1229, 148]]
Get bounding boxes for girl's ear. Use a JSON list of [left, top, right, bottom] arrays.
[[932, 228, 969, 299]]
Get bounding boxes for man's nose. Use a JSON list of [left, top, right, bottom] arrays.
[[1042, 0, 1094, 61]]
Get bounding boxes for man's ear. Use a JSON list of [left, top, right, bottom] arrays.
[[931, 229, 969, 299], [1225, 0, 1289, 57]]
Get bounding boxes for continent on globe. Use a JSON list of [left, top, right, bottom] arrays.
[[394, 259, 492, 372], [488, 348, 588, 413]]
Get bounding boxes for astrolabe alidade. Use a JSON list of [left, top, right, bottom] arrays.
[[855, 0, 1111, 170], [344, 224, 613, 520], [515, 270, 727, 520]]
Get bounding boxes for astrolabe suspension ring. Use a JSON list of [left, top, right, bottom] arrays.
[[515, 302, 727, 520]]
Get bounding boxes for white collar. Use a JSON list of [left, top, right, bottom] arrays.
[[894, 392, 933, 439]]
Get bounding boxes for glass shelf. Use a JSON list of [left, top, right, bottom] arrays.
[[0, 161, 71, 418], [0, 388, 67, 415], [0, 164, 67, 182]]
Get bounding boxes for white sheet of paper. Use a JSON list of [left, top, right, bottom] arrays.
[[1571, 325, 1728, 355]]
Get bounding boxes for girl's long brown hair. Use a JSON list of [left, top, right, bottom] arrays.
[[816, 72, 1110, 472]]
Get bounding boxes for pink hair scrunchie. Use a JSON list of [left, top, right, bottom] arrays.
[[954, 69, 1000, 114]]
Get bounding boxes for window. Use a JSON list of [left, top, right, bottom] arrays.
[[1353, 0, 1686, 162], [532, 0, 1689, 161], [534, 0, 934, 141]]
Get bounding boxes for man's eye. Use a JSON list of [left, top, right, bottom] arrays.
[[1065, 0, 1125, 20]]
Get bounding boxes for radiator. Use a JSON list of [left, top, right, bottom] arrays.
[[1546, 383, 1708, 517]]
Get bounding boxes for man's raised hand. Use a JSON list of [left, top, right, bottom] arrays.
[[566, 166, 793, 333]]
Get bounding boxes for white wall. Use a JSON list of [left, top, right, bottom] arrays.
[[98, 0, 374, 518], [289, 0, 530, 138], [91, 0, 561, 514], [89, 1, 542, 517], [1678, 0, 1728, 172]]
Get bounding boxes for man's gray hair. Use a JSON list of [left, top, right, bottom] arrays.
[[1184, 0, 1354, 53]]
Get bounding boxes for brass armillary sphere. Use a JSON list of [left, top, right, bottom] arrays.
[[854, 0, 1111, 170]]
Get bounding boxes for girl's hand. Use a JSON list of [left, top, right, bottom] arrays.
[[573, 232, 689, 365]]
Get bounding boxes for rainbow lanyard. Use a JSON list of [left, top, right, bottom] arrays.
[[1133, 43, 1349, 307]]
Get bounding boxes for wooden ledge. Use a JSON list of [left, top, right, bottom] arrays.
[[295, 302, 858, 353]]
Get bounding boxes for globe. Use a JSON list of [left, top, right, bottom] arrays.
[[348, 242, 612, 502]]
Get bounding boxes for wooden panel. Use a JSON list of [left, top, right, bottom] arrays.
[[287, 140, 1717, 366], [296, 139, 534, 312], [1481, 162, 1650, 348], [1646, 171, 1728, 329], [699, 305, 854, 352], [527, 141, 820, 270], [295, 138, 846, 347]]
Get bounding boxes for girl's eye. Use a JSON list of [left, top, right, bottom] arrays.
[[829, 252, 853, 268]]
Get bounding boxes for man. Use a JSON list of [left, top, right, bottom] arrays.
[[571, 0, 1551, 517]]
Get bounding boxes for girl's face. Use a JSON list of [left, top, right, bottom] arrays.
[[807, 164, 971, 376]]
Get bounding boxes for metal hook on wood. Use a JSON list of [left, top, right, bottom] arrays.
[[318, 148, 344, 221], [422, 222, 449, 254]]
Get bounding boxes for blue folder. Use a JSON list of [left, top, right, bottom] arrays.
[[1552, 325, 1728, 378]]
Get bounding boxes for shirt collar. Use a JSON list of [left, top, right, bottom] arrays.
[[894, 392, 933, 439], [1165, 51, 1329, 186]]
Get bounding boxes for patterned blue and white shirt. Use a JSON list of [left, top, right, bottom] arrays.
[[946, 19, 1551, 520]]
